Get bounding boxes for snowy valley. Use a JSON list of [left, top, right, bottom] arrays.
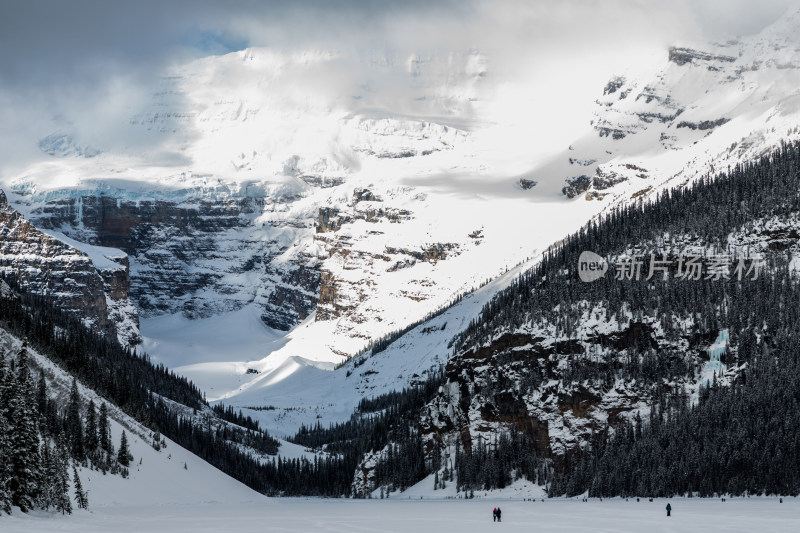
[[3, 2, 800, 530]]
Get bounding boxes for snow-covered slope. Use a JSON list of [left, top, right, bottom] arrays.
[[549, 9, 800, 205], [0, 327, 264, 509], [198, 258, 538, 437]]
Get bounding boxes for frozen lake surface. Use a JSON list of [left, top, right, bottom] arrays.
[[4, 497, 800, 533]]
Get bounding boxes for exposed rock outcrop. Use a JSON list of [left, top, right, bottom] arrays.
[[562, 175, 592, 198], [0, 190, 139, 345], [28, 194, 321, 330], [676, 118, 730, 130], [316, 207, 348, 234], [668, 46, 737, 66]]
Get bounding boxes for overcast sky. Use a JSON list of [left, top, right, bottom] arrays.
[[0, 0, 796, 171], [1, 0, 793, 86]]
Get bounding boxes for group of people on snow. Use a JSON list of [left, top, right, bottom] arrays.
[[492, 507, 502, 522], [488, 501, 677, 521]]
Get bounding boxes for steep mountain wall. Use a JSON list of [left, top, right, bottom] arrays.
[[28, 193, 321, 330], [0, 190, 140, 345]]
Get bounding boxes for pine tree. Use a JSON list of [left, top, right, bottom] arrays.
[[37, 441, 58, 511], [117, 431, 131, 467], [8, 351, 42, 512], [66, 378, 85, 463], [54, 436, 72, 515], [35, 370, 47, 428], [0, 355, 13, 514], [98, 402, 111, 456], [72, 467, 88, 510], [85, 400, 99, 458]]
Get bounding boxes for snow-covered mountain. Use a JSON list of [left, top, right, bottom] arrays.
[[4, 44, 599, 364], [554, 12, 800, 204], [5, 7, 800, 452], [210, 8, 800, 439]]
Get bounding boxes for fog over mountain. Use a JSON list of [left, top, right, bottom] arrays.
[[1, 0, 792, 173]]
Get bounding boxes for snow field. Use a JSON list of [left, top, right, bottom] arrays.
[[3, 497, 799, 533]]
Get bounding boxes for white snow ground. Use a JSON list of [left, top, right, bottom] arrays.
[[3, 498, 799, 533]]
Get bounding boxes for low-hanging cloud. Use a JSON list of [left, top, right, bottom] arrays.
[[0, 0, 795, 174]]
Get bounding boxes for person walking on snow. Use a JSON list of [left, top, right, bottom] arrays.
[[666, 503, 672, 517], [496, 507, 502, 522], [493, 507, 498, 522]]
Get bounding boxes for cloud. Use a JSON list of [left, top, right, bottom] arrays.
[[686, 0, 798, 39], [1, 0, 789, 93], [0, 0, 792, 175]]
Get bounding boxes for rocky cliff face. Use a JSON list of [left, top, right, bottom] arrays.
[[310, 187, 466, 346], [667, 46, 737, 66], [27, 192, 322, 330], [418, 321, 669, 462], [0, 190, 140, 345], [11, 167, 484, 358]]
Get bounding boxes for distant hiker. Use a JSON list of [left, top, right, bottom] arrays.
[[637, 497, 640, 502], [497, 507, 502, 522], [666, 503, 672, 517], [780, 498, 783, 504], [493, 507, 498, 522]]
